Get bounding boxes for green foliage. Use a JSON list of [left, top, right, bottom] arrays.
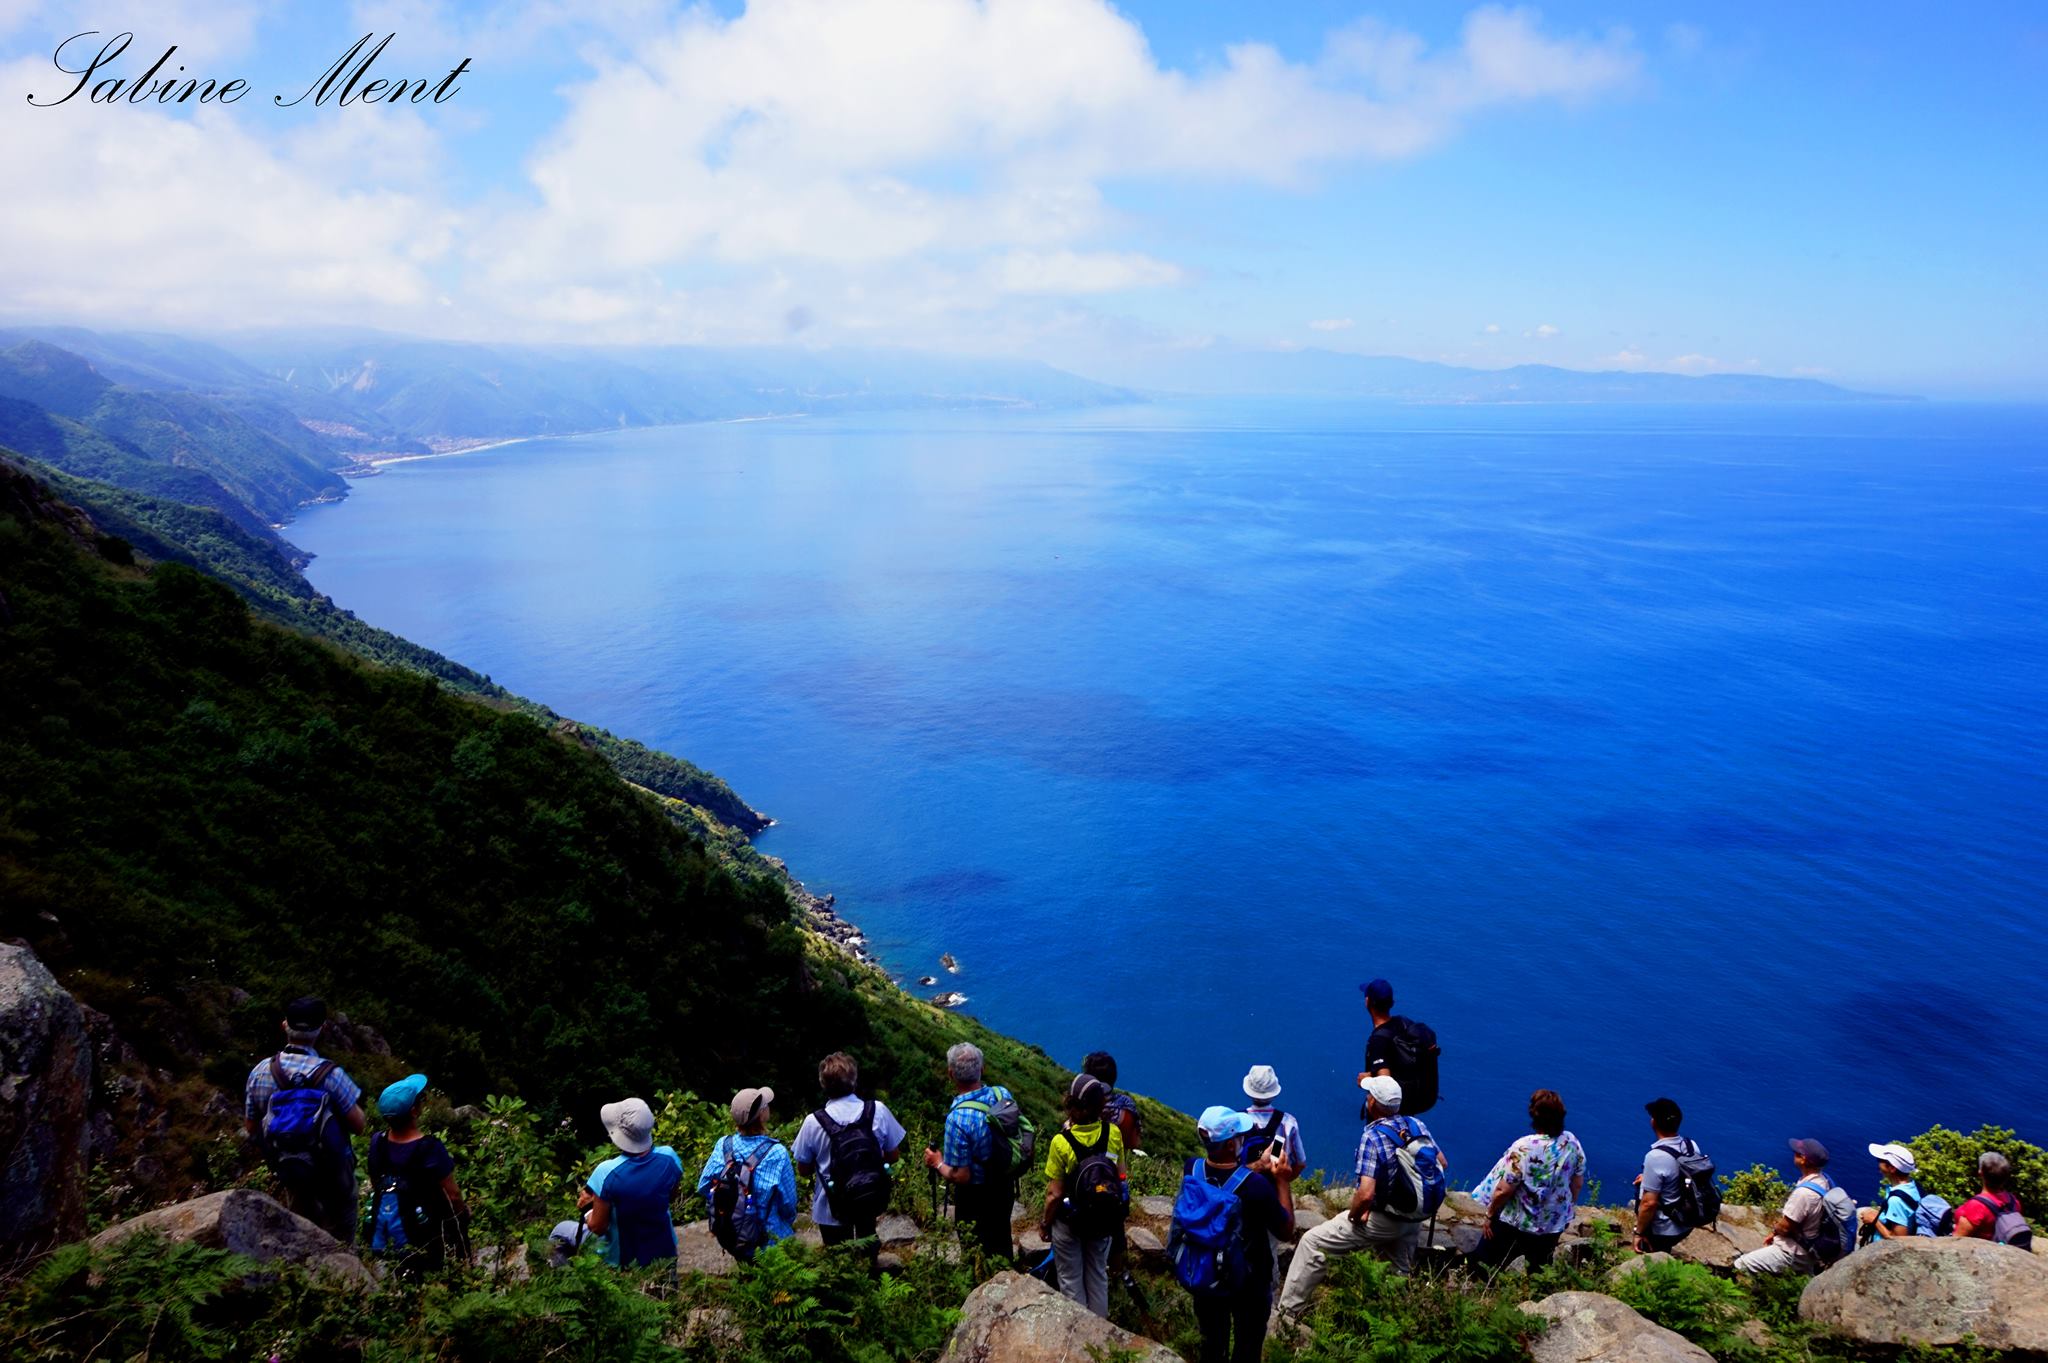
[[0, 1233, 255, 1362], [1270, 1255, 1536, 1363], [433, 1256, 678, 1363], [1722, 1162, 1793, 1209], [1907, 1125, 2048, 1210], [1607, 1257, 1758, 1359], [445, 1096, 573, 1243]]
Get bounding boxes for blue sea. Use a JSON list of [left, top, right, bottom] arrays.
[[291, 400, 2048, 1197]]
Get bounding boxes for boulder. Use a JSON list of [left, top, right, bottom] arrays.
[[1135, 1195, 1175, 1221], [1293, 1206, 1327, 1236], [1606, 1251, 1675, 1283], [1126, 1224, 1166, 1267], [676, 1220, 737, 1276], [1670, 1224, 1755, 1270], [876, 1213, 920, 1247], [1798, 1236, 2048, 1354], [91, 1189, 370, 1287], [942, 1271, 1181, 1363], [1440, 1190, 1490, 1225], [1521, 1291, 1715, 1363], [0, 944, 93, 1249]]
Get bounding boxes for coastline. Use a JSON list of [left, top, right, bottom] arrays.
[[334, 412, 813, 479]]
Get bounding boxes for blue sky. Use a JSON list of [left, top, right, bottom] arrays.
[[0, 1, 2041, 395]]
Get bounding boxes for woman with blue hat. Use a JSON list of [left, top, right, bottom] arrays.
[[366, 1073, 469, 1267]]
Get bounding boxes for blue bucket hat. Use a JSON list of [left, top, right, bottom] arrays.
[[378, 1073, 429, 1118]]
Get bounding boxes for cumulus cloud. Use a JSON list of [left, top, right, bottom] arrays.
[[1309, 318, 1356, 331], [1527, 322, 1561, 339], [1483, 322, 1502, 334], [1603, 346, 1649, 368]]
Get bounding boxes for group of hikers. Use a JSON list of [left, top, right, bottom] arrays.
[[244, 984, 2035, 1363]]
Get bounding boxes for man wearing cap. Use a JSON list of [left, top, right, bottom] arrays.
[[1633, 1097, 1692, 1254], [1733, 1139, 1835, 1275], [580, 1097, 686, 1268], [1278, 1075, 1446, 1316], [694, 1087, 798, 1261], [366, 1073, 468, 1267], [1181, 1106, 1294, 1363], [1860, 1143, 1924, 1241], [1240, 1066, 1306, 1178], [242, 996, 366, 1241]]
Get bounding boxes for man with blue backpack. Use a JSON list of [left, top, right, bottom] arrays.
[[242, 996, 366, 1242], [1860, 1142, 1950, 1241], [1278, 1075, 1447, 1317], [1169, 1106, 1295, 1363], [1734, 1138, 1856, 1274]]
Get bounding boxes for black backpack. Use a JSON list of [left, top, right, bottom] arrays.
[[1660, 1137, 1723, 1230], [1058, 1127, 1127, 1237], [709, 1137, 775, 1257], [1237, 1109, 1288, 1167], [815, 1099, 893, 1224], [1360, 1017, 1441, 1118]]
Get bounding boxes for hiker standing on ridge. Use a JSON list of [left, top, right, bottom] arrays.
[[1083, 1051, 1143, 1291], [366, 1073, 470, 1269], [1040, 1073, 1127, 1318], [583, 1097, 685, 1269], [697, 1087, 797, 1263], [243, 996, 366, 1242], [1733, 1138, 1852, 1275], [1171, 1106, 1293, 1363], [1357, 979, 1441, 1118], [1469, 1089, 1585, 1272], [924, 1041, 1030, 1265], [793, 1053, 906, 1251]]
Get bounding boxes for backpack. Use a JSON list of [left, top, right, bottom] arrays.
[[1168, 1161, 1253, 1296], [1103, 1090, 1143, 1151], [1057, 1126, 1127, 1237], [1360, 1017, 1441, 1118], [1238, 1109, 1288, 1168], [1375, 1116, 1447, 1222], [814, 1099, 893, 1224], [709, 1136, 776, 1257], [1890, 1185, 1955, 1237], [957, 1092, 1037, 1191], [1795, 1176, 1857, 1266], [367, 1134, 439, 1255], [261, 1056, 341, 1194], [1658, 1137, 1723, 1230], [1965, 1193, 2034, 1250]]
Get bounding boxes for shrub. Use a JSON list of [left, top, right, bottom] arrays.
[[1907, 1125, 2048, 1210], [0, 1234, 254, 1363], [1607, 1257, 1758, 1360], [1270, 1254, 1536, 1363], [1721, 1162, 1791, 1209]]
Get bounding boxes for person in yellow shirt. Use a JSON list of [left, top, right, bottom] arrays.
[[1039, 1073, 1127, 1317]]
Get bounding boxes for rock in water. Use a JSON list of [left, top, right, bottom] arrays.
[[940, 953, 959, 973], [0, 943, 93, 1249], [942, 1271, 1181, 1363], [930, 991, 969, 1008], [1521, 1291, 1715, 1363], [92, 1189, 371, 1287], [1798, 1236, 2048, 1354]]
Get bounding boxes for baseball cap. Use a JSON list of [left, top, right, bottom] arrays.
[[1868, 1142, 1918, 1175], [1788, 1138, 1830, 1166], [1069, 1073, 1108, 1103], [378, 1073, 429, 1118], [730, 1086, 775, 1127], [601, 1097, 656, 1154], [1242, 1065, 1282, 1102], [1197, 1105, 1258, 1143], [1359, 1075, 1403, 1111], [1359, 979, 1394, 1008], [283, 996, 327, 1029]]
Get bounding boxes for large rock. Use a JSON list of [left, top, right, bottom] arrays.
[[92, 1189, 369, 1287], [1670, 1220, 1764, 1270], [942, 1271, 1181, 1363], [1799, 1237, 2048, 1354], [1521, 1291, 1715, 1363], [876, 1213, 921, 1247], [0, 944, 94, 1250]]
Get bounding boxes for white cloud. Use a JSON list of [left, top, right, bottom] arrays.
[[1603, 346, 1649, 368], [993, 249, 1181, 294], [1527, 322, 1561, 339], [1309, 317, 1356, 332], [1483, 322, 1501, 334]]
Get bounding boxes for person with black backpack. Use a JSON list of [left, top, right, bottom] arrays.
[[1633, 1097, 1720, 1252], [1357, 979, 1441, 1119], [1038, 1073, 1127, 1318], [366, 1073, 469, 1269], [694, 1087, 797, 1264], [241, 997, 366, 1242], [793, 1052, 906, 1251], [923, 1042, 1033, 1265]]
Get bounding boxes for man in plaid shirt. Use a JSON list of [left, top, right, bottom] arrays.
[[242, 997, 366, 1240]]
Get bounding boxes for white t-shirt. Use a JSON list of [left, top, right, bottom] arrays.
[[791, 1095, 907, 1226]]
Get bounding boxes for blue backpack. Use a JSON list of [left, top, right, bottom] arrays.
[[261, 1057, 343, 1194], [1892, 1184, 1956, 1237], [367, 1134, 434, 1254], [1376, 1116, 1447, 1222], [1795, 1176, 1858, 1265], [1169, 1161, 1253, 1296]]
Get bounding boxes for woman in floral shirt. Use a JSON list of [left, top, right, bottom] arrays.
[[1469, 1089, 1586, 1271]]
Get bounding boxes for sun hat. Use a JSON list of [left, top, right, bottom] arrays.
[[1788, 1138, 1830, 1166], [730, 1087, 775, 1127], [1359, 1075, 1403, 1112], [378, 1073, 429, 1118], [1359, 979, 1394, 1008], [1242, 1065, 1282, 1102], [1197, 1105, 1258, 1144], [1868, 1142, 1918, 1176], [601, 1097, 656, 1154]]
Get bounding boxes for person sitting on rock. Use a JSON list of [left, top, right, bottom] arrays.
[[1952, 1151, 2033, 1248], [242, 996, 366, 1243], [1632, 1097, 1692, 1254], [1470, 1088, 1585, 1272], [1733, 1138, 1835, 1275], [1859, 1143, 1923, 1241], [366, 1073, 469, 1268], [923, 1042, 1020, 1265], [581, 1097, 686, 1268], [1181, 1105, 1294, 1363], [1239, 1065, 1306, 1178], [1279, 1076, 1446, 1315], [696, 1087, 798, 1262], [793, 1052, 906, 1250], [1039, 1073, 1126, 1318]]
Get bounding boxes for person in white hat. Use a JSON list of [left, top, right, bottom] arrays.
[[1278, 1075, 1448, 1317], [578, 1097, 686, 1268], [1240, 1066, 1306, 1178], [1860, 1143, 1925, 1241]]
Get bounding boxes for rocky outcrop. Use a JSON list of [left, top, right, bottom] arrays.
[[1521, 1291, 1715, 1363], [1799, 1237, 2048, 1355], [91, 1188, 370, 1287], [0, 943, 93, 1251], [943, 1271, 1182, 1363]]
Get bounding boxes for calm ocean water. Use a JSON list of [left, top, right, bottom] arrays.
[[292, 400, 2048, 1195]]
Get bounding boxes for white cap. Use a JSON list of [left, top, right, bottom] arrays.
[[1242, 1065, 1282, 1102], [1360, 1075, 1403, 1112], [601, 1097, 655, 1154], [1868, 1142, 1918, 1176]]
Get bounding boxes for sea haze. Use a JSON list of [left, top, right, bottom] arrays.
[[292, 400, 2048, 1194]]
